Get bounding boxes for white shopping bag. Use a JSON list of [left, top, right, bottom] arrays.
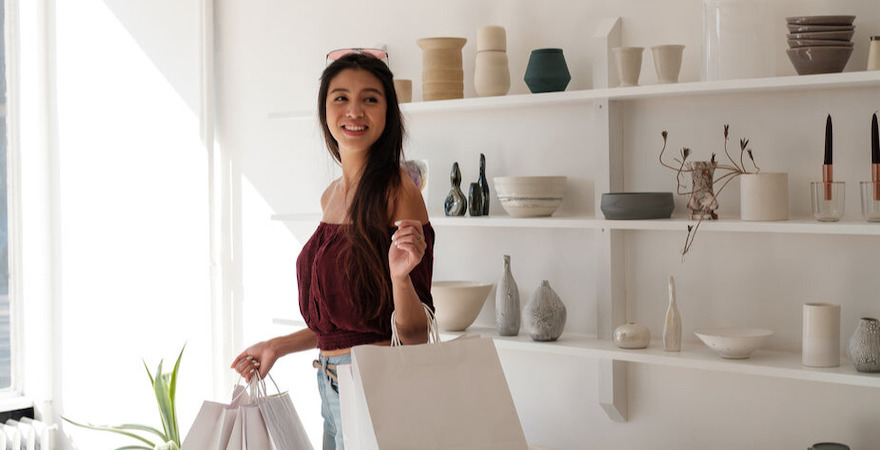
[[253, 375, 314, 450], [183, 379, 279, 450], [340, 335, 528, 450]]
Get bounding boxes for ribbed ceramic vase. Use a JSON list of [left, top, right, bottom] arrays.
[[474, 25, 510, 97], [523, 280, 566, 341], [848, 317, 880, 373], [417, 37, 467, 101], [495, 255, 520, 336], [524, 48, 571, 93]]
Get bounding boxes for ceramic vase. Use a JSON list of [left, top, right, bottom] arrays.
[[444, 162, 467, 216], [663, 276, 682, 352], [523, 280, 566, 341], [740, 173, 789, 221], [612, 46, 644, 87], [802, 303, 840, 368], [417, 37, 467, 101], [477, 153, 490, 215], [468, 182, 484, 217], [848, 317, 880, 373], [687, 160, 718, 220], [474, 25, 511, 97], [614, 322, 651, 349], [495, 254, 520, 336], [524, 48, 571, 93]]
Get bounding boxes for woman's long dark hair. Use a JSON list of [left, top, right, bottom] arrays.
[[318, 53, 405, 321]]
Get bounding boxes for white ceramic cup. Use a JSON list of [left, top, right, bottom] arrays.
[[612, 47, 644, 87], [802, 303, 840, 367], [652, 45, 685, 83]]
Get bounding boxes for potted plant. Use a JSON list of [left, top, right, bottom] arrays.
[[658, 124, 761, 255], [63, 346, 185, 450]]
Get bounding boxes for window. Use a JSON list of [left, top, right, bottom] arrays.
[[0, 0, 11, 389]]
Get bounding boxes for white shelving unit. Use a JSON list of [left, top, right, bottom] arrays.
[[273, 17, 880, 424]]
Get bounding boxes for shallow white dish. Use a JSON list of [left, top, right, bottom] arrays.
[[695, 327, 773, 359], [493, 176, 567, 218], [431, 281, 494, 331]]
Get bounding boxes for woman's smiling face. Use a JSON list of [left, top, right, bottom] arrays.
[[325, 68, 387, 156]]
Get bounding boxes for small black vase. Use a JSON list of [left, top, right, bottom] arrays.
[[468, 182, 484, 216], [478, 153, 490, 215]]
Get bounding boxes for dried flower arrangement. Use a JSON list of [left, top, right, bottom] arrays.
[[658, 124, 760, 255]]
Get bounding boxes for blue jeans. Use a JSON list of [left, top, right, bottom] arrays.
[[317, 353, 351, 450]]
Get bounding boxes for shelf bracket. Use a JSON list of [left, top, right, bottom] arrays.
[[598, 359, 628, 422], [592, 17, 622, 89]]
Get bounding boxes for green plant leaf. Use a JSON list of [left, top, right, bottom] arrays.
[[168, 344, 185, 444], [61, 416, 157, 447], [153, 360, 178, 445]]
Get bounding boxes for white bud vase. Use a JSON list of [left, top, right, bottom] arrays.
[[474, 25, 510, 97], [495, 255, 520, 336], [663, 276, 682, 352], [523, 280, 566, 341]]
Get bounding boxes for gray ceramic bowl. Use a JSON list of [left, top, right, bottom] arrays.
[[786, 24, 854, 33], [600, 192, 674, 220], [786, 15, 855, 26], [786, 46, 853, 75], [788, 30, 855, 41], [787, 38, 854, 49]]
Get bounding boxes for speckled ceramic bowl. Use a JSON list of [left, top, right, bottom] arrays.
[[493, 176, 567, 217]]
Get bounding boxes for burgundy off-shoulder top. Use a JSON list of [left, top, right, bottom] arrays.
[[296, 222, 435, 350]]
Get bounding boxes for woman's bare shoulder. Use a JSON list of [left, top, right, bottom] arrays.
[[391, 168, 429, 224]]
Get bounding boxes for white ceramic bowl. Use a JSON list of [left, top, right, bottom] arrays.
[[431, 281, 494, 331], [493, 176, 567, 217], [695, 328, 773, 359]]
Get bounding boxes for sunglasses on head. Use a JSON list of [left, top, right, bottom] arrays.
[[325, 48, 390, 67]]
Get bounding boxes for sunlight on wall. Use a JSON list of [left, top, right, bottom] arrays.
[[239, 174, 325, 445], [53, 0, 212, 447]]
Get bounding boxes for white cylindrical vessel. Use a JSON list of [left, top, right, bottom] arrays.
[[802, 302, 841, 368], [868, 36, 880, 71], [740, 172, 789, 221]]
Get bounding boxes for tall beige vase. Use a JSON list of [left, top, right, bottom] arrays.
[[417, 37, 467, 101], [474, 25, 510, 97]]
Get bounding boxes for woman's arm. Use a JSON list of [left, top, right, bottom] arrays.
[[388, 173, 432, 344], [231, 328, 318, 381]]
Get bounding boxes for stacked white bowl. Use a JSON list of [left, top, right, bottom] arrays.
[[786, 15, 855, 75]]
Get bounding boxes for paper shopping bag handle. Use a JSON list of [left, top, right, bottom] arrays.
[[390, 303, 439, 346]]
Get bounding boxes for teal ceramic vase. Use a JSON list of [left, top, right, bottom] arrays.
[[524, 48, 571, 93]]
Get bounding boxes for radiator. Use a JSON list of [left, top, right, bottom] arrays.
[[0, 418, 53, 450]]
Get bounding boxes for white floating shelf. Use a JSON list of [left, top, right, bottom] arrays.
[[272, 319, 880, 389], [272, 213, 880, 236], [269, 71, 880, 121]]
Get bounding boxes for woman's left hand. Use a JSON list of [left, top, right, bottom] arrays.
[[389, 219, 426, 280]]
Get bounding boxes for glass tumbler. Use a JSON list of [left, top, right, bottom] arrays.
[[860, 181, 880, 222], [811, 181, 845, 222]]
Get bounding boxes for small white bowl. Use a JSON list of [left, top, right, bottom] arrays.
[[431, 281, 494, 331], [493, 176, 567, 218], [695, 327, 773, 359]]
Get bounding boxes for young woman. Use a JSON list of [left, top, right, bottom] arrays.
[[230, 51, 434, 449]]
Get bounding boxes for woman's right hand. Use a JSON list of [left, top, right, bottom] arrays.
[[231, 340, 278, 382]]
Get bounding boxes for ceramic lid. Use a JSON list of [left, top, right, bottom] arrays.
[[477, 25, 506, 52]]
